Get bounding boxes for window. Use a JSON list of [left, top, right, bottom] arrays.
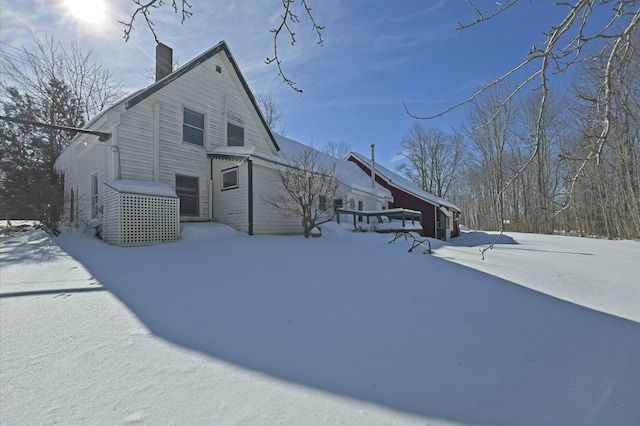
[[227, 122, 244, 146], [333, 198, 343, 212], [183, 108, 204, 146], [70, 188, 75, 223], [319, 196, 327, 211], [438, 214, 447, 229], [91, 174, 98, 218], [176, 175, 199, 216], [221, 167, 239, 190]]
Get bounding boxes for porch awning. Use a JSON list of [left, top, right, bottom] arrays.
[[207, 152, 250, 162], [439, 206, 453, 218]]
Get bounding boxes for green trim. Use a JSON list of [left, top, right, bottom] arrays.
[[247, 159, 254, 235]]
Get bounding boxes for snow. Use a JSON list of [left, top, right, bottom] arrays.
[[105, 180, 178, 198], [1, 223, 639, 425], [275, 134, 393, 199]]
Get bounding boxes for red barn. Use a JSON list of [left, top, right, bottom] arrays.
[[347, 152, 461, 240]]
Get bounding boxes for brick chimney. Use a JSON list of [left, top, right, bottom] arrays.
[[155, 43, 173, 81]]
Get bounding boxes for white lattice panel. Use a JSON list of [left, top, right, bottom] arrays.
[[103, 184, 179, 247]]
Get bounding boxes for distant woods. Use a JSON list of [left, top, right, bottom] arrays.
[[401, 1, 640, 239], [398, 56, 640, 239]]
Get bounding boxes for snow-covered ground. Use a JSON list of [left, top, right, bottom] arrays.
[[1, 223, 639, 425]]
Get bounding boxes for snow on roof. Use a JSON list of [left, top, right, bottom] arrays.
[[105, 180, 178, 198], [439, 206, 453, 217], [348, 151, 460, 212], [274, 134, 392, 199], [210, 135, 392, 199]]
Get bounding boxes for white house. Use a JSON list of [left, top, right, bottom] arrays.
[[54, 41, 392, 245]]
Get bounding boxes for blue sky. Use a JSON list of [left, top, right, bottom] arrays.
[[1, 1, 576, 168]]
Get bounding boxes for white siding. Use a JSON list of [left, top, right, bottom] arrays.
[[102, 185, 122, 243], [251, 163, 302, 235], [114, 52, 276, 222], [61, 131, 115, 226], [212, 159, 249, 232]]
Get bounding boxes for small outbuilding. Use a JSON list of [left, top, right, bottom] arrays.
[[347, 152, 461, 240], [102, 180, 180, 247]]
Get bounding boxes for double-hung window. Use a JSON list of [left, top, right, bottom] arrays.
[[227, 122, 244, 146], [176, 175, 199, 216], [183, 108, 204, 146]]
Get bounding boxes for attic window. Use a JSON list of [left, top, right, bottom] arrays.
[[216, 65, 222, 73], [227, 122, 244, 147]]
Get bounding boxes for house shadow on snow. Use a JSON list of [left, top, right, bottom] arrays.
[[55, 230, 640, 426]]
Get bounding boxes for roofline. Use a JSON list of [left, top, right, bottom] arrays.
[[124, 41, 280, 151], [348, 151, 460, 212]]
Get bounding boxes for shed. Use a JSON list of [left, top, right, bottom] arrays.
[[103, 180, 180, 247], [347, 152, 461, 240]]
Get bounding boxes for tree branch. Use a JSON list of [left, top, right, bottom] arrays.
[[266, 0, 325, 93], [119, 0, 192, 43]]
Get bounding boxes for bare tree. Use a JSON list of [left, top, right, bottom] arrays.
[[323, 140, 351, 160], [120, 0, 324, 92], [1, 34, 124, 123], [267, 146, 341, 238], [560, 35, 640, 239], [0, 34, 123, 227], [396, 123, 464, 199], [405, 1, 640, 212], [256, 94, 284, 132]]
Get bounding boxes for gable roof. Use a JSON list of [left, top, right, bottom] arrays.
[[58, 41, 279, 158], [348, 151, 460, 212]]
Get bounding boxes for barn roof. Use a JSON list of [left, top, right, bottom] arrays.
[[348, 151, 460, 212]]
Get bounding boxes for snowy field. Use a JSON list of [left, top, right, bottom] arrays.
[[1, 223, 639, 425]]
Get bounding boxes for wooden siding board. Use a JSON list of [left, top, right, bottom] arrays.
[[212, 160, 249, 232], [70, 141, 112, 225], [251, 163, 302, 235]]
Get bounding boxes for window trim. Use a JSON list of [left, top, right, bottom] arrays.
[[175, 174, 200, 216], [221, 167, 239, 191], [182, 107, 205, 146], [319, 195, 327, 211], [91, 174, 99, 218]]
